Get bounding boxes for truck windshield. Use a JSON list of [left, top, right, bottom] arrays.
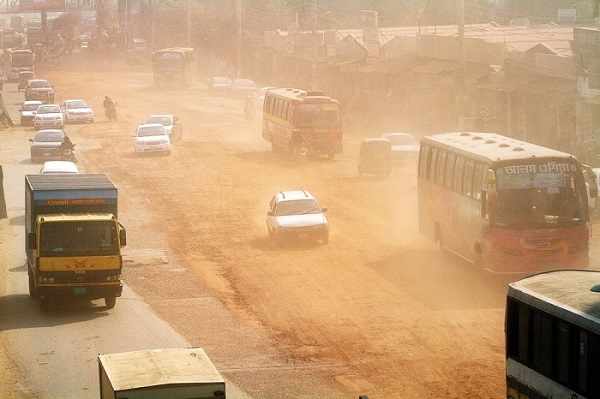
[[40, 221, 119, 257]]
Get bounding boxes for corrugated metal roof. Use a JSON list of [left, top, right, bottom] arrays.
[[26, 174, 116, 191], [98, 348, 224, 392]]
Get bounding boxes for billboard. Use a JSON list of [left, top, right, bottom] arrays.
[[19, 0, 66, 11]]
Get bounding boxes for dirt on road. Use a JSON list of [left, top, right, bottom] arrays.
[[1, 54, 511, 398]]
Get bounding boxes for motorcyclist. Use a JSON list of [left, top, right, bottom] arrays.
[[59, 135, 76, 161], [60, 135, 75, 151]]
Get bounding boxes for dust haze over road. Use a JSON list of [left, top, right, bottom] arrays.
[[0, 53, 518, 398]]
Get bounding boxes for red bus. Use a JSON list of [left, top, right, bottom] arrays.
[[262, 88, 343, 160], [418, 132, 592, 273]]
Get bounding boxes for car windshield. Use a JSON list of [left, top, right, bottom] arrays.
[[386, 134, 417, 145], [37, 106, 60, 114], [22, 103, 40, 111], [31, 80, 50, 88], [66, 100, 88, 109], [137, 125, 166, 137], [146, 116, 172, 126], [34, 131, 63, 142], [276, 199, 321, 216]]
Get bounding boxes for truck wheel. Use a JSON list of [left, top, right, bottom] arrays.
[[40, 298, 51, 312], [28, 269, 38, 298], [105, 296, 116, 309]]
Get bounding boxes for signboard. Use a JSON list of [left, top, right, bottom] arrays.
[[558, 9, 576, 24], [19, 0, 65, 11]]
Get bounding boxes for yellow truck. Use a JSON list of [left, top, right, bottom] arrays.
[[98, 348, 226, 398], [25, 174, 126, 309]]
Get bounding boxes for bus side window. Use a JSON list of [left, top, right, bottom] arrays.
[[283, 102, 289, 122], [464, 160, 475, 197], [444, 153, 456, 189], [275, 99, 282, 118], [454, 156, 465, 194], [436, 150, 447, 185], [473, 163, 484, 200], [430, 148, 438, 182]]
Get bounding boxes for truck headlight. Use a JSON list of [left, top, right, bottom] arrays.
[[39, 276, 54, 283], [106, 274, 121, 282]]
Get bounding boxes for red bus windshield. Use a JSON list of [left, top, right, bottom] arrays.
[[295, 103, 341, 129], [490, 160, 587, 229]]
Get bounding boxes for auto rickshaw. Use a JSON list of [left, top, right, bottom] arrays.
[[18, 71, 34, 91], [358, 138, 392, 177]]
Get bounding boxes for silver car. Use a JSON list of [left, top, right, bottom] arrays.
[[33, 104, 64, 130], [133, 123, 171, 155], [60, 99, 94, 124], [266, 190, 329, 244], [19, 100, 43, 126]]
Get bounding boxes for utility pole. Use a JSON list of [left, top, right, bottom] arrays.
[[457, 0, 466, 130], [311, 0, 317, 91], [187, 0, 192, 47], [236, 0, 241, 78]]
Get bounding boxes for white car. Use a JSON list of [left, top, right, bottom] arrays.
[[145, 114, 183, 142], [33, 104, 64, 130], [60, 99, 94, 124], [19, 100, 43, 126], [133, 123, 171, 155], [381, 133, 419, 163], [39, 161, 79, 174], [266, 190, 329, 244]]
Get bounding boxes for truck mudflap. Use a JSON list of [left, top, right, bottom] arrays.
[[36, 283, 122, 301]]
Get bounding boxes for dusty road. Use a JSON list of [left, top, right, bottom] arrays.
[[1, 53, 525, 398]]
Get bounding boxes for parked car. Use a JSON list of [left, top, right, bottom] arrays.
[[266, 190, 329, 244], [381, 133, 419, 163], [33, 104, 64, 130], [245, 86, 275, 120], [25, 79, 55, 103], [19, 100, 43, 126], [39, 160, 79, 174], [133, 123, 171, 155], [60, 99, 94, 124], [145, 114, 183, 142], [208, 77, 233, 96], [29, 129, 67, 163], [230, 78, 256, 97], [126, 38, 151, 63]]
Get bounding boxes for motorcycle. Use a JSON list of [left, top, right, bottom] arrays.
[[292, 135, 308, 165], [59, 145, 77, 163], [105, 102, 117, 121]]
